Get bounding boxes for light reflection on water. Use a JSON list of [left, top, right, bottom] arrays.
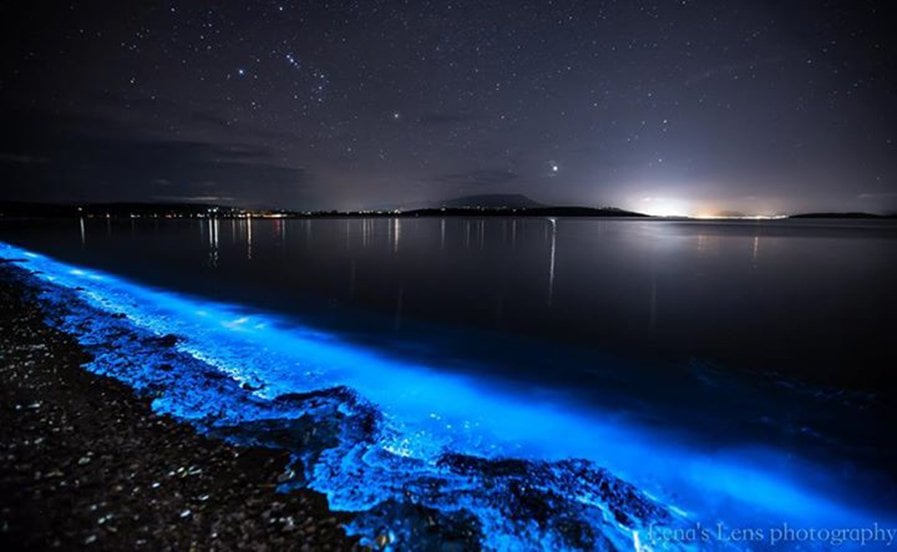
[[5, 217, 897, 377]]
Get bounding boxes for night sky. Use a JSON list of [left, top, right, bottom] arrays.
[[1, 1, 895, 216]]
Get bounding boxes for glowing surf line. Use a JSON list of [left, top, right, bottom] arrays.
[[0, 242, 882, 539]]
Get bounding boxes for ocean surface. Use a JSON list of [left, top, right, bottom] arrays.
[[2, 216, 896, 550]]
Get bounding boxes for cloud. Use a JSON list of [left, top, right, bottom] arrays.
[[0, 108, 311, 208]]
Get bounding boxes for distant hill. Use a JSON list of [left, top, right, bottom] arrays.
[[403, 206, 647, 217], [430, 195, 646, 216], [438, 194, 545, 209]]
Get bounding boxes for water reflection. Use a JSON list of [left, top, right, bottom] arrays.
[[362, 218, 371, 248], [206, 218, 219, 268], [4, 217, 896, 387], [304, 219, 311, 250], [547, 217, 557, 307], [392, 218, 401, 253], [752, 235, 760, 267], [246, 218, 253, 260], [275, 218, 285, 247]]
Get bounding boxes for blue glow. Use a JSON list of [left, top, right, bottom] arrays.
[[1, 242, 890, 551]]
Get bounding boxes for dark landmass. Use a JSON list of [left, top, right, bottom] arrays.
[[438, 194, 545, 209], [788, 212, 897, 219], [0, 200, 647, 219], [392, 206, 648, 218], [0, 266, 357, 551], [9, 200, 897, 221]]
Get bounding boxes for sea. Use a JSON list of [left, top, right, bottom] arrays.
[[2, 216, 895, 550]]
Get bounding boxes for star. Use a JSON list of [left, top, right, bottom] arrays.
[[1, 0, 892, 216]]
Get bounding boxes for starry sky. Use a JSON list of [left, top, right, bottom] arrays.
[[1, 1, 895, 215]]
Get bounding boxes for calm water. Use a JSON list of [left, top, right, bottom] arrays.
[[3, 217, 895, 383], [2, 216, 897, 544]]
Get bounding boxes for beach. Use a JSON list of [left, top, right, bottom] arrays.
[[0, 263, 357, 550]]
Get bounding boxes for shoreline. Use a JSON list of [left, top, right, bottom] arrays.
[[2, 241, 893, 549], [0, 265, 357, 550]]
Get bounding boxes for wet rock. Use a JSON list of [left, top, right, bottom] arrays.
[[349, 499, 481, 552]]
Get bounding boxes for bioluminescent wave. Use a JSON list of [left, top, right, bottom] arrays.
[[1, 241, 889, 550]]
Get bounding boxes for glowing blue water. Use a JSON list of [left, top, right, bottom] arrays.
[[2, 241, 891, 550]]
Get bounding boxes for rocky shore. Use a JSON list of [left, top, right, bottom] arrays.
[[0, 264, 358, 550]]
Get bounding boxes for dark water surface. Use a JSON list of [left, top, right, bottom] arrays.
[[2, 217, 896, 547], [4, 217, 895, 384]]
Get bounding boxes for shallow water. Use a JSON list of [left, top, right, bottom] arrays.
[[2, 217, 896, 550]]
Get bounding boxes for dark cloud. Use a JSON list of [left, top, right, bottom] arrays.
[[0, 109, 310, 208]]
